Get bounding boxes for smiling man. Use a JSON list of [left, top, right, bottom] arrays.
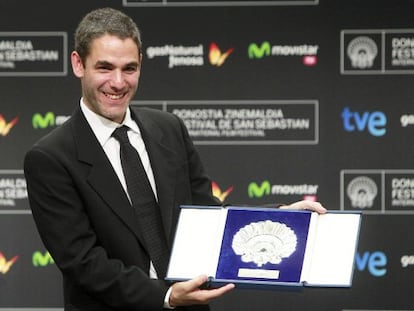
[[24, 7, 325, 311]]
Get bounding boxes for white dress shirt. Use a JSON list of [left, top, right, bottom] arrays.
[[80, 99, 157, 202]]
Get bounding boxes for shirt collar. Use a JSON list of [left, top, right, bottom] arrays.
[[80, 98, 140, 147]]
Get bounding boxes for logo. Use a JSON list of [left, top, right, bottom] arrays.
[[342, 170, 414, 214], [32, 112, 69, 129], [342, 29, 414, 74], [33, 112, 55, 128], [401, 114, 414, 127], [32, 251, 54, 267], [208, 42, 234, 66], [0, 114, 18, 136], [248, 181, 318, 199], [0, 32, 67, 77], [212, 181, 234, 202], [303, 195, 317, 201], [0, 172, 29, 209], [401, 255, 414, 268], [391, 178, 414, 208], [0, 251, 18, 274], [248, 42, 271, 59], [347, 36, 378, 69], [248, 41, 319, 65], [248, 181, 271, 198], [391, 36, 414, 67], [356, 251, 387, 277], [347, 176, 378, 209], [146, 44, 204, 69], [303, 55, 317, 66], [341, 107, 387, 136]]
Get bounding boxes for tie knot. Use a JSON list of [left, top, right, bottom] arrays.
[[112, 126, 130, 144]]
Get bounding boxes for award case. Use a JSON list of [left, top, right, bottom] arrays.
[[166, 205, 362, 289]]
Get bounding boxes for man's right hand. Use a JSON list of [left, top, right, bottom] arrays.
[[169, 275, 235, 307]]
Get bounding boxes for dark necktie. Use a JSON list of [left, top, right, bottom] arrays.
[[112, 125, 169, 278]]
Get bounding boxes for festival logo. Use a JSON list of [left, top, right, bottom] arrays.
[[346, 176, 378, 209], [347, 36, 378, 69], [341, 29, 414, 74], [0, 32, 67, 76]]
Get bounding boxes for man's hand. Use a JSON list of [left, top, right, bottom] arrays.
[[279, 200, 327, 214], [169, 275, 235, 307]]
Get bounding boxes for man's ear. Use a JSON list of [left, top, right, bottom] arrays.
[[71, 51, 84, 78]]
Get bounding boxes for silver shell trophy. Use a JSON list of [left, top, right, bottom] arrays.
[[232, 220, 297, 267]]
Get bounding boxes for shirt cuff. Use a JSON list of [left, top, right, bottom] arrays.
[[163, 286, 175, 309]]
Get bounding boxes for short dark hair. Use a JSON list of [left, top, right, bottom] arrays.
[[74, 7, 142, 65]]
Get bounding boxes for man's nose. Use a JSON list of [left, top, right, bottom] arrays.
[[109, 70, 126, 88]]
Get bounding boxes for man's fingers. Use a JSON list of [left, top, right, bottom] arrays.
[[169, 275, 235, 307], [280, 200, 327, 214]]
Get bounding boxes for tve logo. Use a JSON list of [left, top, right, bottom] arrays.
[[248, 181, 271, 198], [355, 251, 387, 277], [341, 107, 387, 136]]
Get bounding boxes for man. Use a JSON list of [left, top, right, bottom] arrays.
[[24, 7, 326, 311]]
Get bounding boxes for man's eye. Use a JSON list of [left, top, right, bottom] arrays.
[[125, 66, 137, 72], [98, 67, 111, 71]]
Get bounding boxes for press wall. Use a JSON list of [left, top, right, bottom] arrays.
[[1, 1, 414, 310]]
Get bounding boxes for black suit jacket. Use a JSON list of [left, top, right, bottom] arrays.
[[24, 106, 219, 311]]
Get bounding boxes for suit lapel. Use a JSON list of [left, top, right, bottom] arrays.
[[70, 108, 144, 241]]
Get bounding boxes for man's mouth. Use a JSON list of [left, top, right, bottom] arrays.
[[103, 92, 125, 100]]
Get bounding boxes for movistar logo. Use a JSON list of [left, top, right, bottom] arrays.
[[248, 42, 271, 59], [32, 112, 55, 129], [248, 180, 271, 198], [32, 112, 69, 128], [32, 251, 54, 267]]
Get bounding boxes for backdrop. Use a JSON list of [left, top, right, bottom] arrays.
[[0, 0, 413, 310]]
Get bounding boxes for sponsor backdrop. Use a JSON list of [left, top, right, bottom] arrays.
[[0, 0, 413, 310]]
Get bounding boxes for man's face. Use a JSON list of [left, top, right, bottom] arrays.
[[71, 34, 142, 123]]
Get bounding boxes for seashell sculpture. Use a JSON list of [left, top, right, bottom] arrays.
[[232, 220, 297, 267]]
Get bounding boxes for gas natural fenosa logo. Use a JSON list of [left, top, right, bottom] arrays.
[[0, 114, 18, 136], [0, 251, 18, 274], [208, 42, 234, 67], [212, 181, 234, 202]]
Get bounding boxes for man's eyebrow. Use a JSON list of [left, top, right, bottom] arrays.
[[124, 61, 140, 68], [94, 60, 140, 68], [95, 60, 113, 68]]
